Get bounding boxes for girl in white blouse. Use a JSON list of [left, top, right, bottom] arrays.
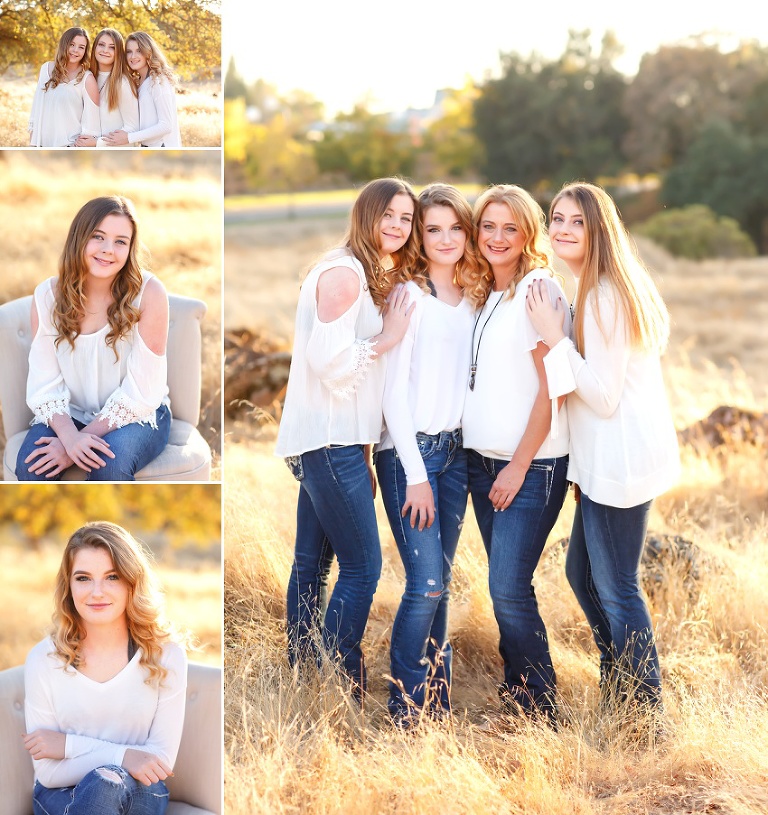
[[374, 183, 480, 726], [526, 181, 679, 714], [24, 521, 187, 815], [275, 177, 419, 699], [28, 27, 100, 147], [75, 29, 139, 148], [16, 196, 171, 481], [102, 32, 181, 148]]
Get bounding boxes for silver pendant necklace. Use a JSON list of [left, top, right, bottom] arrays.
[[469, 291, 504, 391]]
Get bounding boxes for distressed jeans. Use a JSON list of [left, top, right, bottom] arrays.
[[375, 429, 468, 720], [33, 766, 169, 815]]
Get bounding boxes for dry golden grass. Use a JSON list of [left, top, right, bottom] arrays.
[[223, 213, 768, 814], [0, 75, 221, 147], [0, 151, 222, 476]]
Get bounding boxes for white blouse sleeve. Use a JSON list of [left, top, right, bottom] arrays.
[[382, 301, 426, 484], [128, 76, 177, 145], [97, 329, 168, 428], [118, 76, 140, 132], [80, 74, 100, 137], [28, 64, 49, 143], [305, 288, 379, 399], [543, 288, 630, 419]]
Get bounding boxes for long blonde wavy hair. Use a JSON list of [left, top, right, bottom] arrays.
[[470, 184, 555, 306], [550, 182, 670, 354], [45, 28, 90, 91], [91, 28, 136, 110], [51, 522, 182, 686], [342, 177, 421, 311], [412, 183, 485, 306], [53, 196, 145, 356], [126, 32, 179, 89]]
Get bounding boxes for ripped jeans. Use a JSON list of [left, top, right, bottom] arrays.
[[33, 766, 169, 815]]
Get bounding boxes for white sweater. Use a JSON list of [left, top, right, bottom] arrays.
[[543, 281, 680, 507], [126, 74, 181, 147], [24, 638, 187, 789], [462, 270, 571, 460], [377, 280, 475, 484], [26, 274, 170, 429], [275, 250, 387, 457]]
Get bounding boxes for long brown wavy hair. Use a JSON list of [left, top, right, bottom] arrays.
[[412, 183, 485, 306], [470, 184, 555, 306], [550, 182, 670, 354], [91, 28, 136, 110], [343, 177, 421, 311], [45, 27, 90, 91], [53, 196, 145, 355], [126, 31, 179, 89], [51, 522, 183, 686]]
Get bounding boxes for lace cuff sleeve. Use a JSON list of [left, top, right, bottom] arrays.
[[328, 338, 378, 399], [98, 388, 159, 429], [29, 395, 71, 427]]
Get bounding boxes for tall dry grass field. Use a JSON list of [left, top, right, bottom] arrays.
[[0, 75, 221, 147], [224, 215, 768, 814], [0, 151, 222, 475]]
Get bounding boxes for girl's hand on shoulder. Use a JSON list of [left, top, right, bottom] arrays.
[[23, 729, 66, 760], [402, 480, 435, 530], [24, 436, 74, 477], [122, 748, 173, 786], [526, 280, 566, 347], [63, 432, 115, 472], [378, 285, 414, 352]]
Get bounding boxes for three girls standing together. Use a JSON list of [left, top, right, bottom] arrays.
[[277, 176, 680, 728]]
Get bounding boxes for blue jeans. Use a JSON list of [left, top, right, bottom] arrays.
[[33, 767, 169, 815], [566, 492, 661, 706], [16, 404, 171, 481], [468, 451, 568, 719], [285, 444, 382, 696], [375, 430, 468, 719]]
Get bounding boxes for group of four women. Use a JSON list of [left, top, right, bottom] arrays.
[[29, 26, 181, 148], [276, 177, 680, 727]]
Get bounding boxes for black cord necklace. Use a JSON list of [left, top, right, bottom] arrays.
[[469, 290, 504, 391]]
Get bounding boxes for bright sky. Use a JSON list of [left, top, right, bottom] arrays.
[[225, 1, 764, 115]]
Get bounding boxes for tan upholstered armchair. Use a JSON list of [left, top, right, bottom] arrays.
[[0, 294, 211, 481], [0, 662, 222, 815]]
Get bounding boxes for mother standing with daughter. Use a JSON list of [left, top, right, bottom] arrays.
[[275, 177, 419, 700], [526, 181, 679, 716]]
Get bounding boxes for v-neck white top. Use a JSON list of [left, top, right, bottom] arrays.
[[28, 62, 100, 147], [24, 637, 187, 788], [26, 274, 170, 429], [462, 269, 571, 460], [96, 72, 140, 137], [376, 280, 475, 484]]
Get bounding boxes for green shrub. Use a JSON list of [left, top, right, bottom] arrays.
[[636, 204, 757, 260]]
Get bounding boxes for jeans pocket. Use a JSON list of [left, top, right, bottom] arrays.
[[284, 455, 304, 481], [416, 433, 439, 459], [529, 459, 554, 502]]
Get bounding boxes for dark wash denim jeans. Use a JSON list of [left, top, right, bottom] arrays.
[[285, 444, 382, 695], [33, 767, 169, 815], [468, 450, 568, 718], [566, 493, 661, 706], [16, 404, 171, 481], [375, 430, 468, 719]]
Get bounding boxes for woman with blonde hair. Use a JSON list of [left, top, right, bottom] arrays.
[[75, 28, 139, 147], [28, 27, 100, 147], [15, 195, 171, 481], [103, 32, 181, 147], [462, 184, 571, 725], [276, 176, 419, 699], [374, 183, 479, 726], [526, 181, 679, 714], [23, 521, 187, 814]]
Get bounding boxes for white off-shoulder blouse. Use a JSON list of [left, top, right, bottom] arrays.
[[275, 250, 386, 457], [26, 274, 170, 430]]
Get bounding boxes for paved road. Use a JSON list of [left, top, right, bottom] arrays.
[[224, 199, 354, 225]]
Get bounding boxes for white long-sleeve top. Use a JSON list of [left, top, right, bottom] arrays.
[[542, 279, 680, 507], [126, 74, 181, 147], [275, 250, 386, 457], [377, 281, 474, 484], [26, 273, 170, 429], [24, 638, 187, 789], [96, 72, 139, 138], [28, 63, 100, 147], [462, 269, 571, 460]]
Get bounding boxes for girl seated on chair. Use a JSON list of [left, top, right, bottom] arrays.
[[23, 521, 188, 815], [15, 195, 172, 481]]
